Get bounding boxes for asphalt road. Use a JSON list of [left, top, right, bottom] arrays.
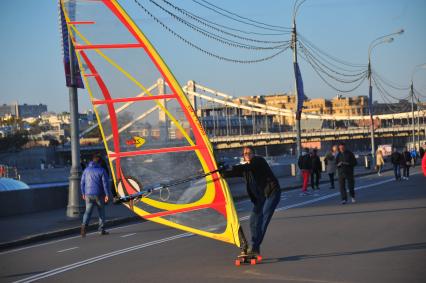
[[1, 168, 425, 283]]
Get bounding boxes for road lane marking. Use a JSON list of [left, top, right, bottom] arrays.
[[0, 222, 141, 256], [3, 170, 418, 257], [13, 176, 403, 283], [13, 234, 192, 283], [57, 247, 79, 253], [120, 233, 136, 238]]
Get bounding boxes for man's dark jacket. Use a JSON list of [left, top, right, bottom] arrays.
[[298, 154, 312, 170], [222, 156, 280, 203], [336, 150, 357, 177], [401, 151, 412, 167], [390, 152, 401, 165], [311, 155, 322, 172]]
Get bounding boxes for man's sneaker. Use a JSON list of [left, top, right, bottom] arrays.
[[341, 200, 347, 205], [351, 198, 356, 203], [80, 225, 86, 238], [100, 230, 109, 235]]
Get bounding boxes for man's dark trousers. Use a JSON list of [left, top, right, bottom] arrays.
[[250, 189, 281, 251], [338, 173, 355, 201]]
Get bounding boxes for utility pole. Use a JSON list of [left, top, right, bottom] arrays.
[[66, 3, 83, 218], [367, 61, 376, 167], [292, 18, 302, 161], [410, 82, 416, 150]]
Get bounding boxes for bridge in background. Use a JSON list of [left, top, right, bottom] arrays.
[[74, 79, 425, 150]]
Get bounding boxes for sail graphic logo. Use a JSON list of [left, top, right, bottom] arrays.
[[126, 136, 145, 148]]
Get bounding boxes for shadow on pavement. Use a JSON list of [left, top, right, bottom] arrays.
[[264, 242, 426, 264], [1, 270, 46, 279], [276, 206, 426, 220]]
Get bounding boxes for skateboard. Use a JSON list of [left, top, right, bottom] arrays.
[[234, 253, 263, 266]]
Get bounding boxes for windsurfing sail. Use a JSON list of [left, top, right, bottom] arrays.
[[60, 0, 241, 246]]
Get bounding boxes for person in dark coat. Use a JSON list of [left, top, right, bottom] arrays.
[[335, 143, 357, 204], [298, 148, 312, 195], [401, 147, 412, 180], [222, 146, 281, 256], [310, 149, 322, 190], [390, 147, 402, 181], [324, 145, 338, 189], [80, 154, 110, 237]]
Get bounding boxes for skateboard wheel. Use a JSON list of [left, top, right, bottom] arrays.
[[250, 259, 256, 265], [235, 259, 241, 266], [257, 255, 262, 262]]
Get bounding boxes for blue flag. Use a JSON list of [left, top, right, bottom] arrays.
[[59, 2, 84, 89], [368, 85, 373, 114], [294, 62, 305, 114]]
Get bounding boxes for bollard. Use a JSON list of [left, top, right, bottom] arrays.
[[321, 157, 326, 172], [364, 156, 370, 169], [291, 163, 297, 176]]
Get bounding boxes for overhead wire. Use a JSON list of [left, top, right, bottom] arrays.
[[158, 0, 290, 40], [133, 0, 290, 63], [297, 33, 367, 69], [372, 70, 410, 90], [148, 0, 289, 50], [192, 0, 291, 32], [299, 41, 368, 81], [298, 43, 368, 93]]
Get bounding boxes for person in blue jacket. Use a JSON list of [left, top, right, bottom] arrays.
[[80, 154, 110, 237]]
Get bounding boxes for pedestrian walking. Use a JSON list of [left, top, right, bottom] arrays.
[[419, 145, 425, 159], [222, 146, 281, 257], [390, 147, 402, 181], [336, 143, 357, 204], [376, 149, 385, 176], [80, 154, 110, 237], [422, 151, 426, 177], [298, 148, 312, 195], [325, 145, 338, 189], [410, 148, 418, 167], [310, 149, 322, 190], [401, 147, 412, 180]]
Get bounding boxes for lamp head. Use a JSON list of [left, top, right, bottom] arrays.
[[397, 28, 404, 35]]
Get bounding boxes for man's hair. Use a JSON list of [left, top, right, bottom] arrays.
[[338, 142, 345, 146], [304, 147, 309, 153], [92, 153, 101, 163], [243, 146, 255, 154]]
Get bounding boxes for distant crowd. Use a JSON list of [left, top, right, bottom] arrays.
[[298, 142, 426, 204]]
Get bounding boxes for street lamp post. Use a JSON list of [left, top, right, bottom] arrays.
[[66, 4, 83, 218], [367, 29, 404, 166], [410, 63, 426, 150], [292, 0, 306, 163]]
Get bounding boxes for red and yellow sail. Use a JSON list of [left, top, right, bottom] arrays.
[[60, 0, 240, 246]]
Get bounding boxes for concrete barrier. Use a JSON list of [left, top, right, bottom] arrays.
[[0, 186, 69, 217]]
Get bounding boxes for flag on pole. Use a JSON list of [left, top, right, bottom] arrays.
[[368, 85, 373, 114], [59, 1, 84, 89], [294, 62, 305, 115]]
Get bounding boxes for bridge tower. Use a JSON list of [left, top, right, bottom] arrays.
[[157, 78, 169, 142], [186, 80, 197, 113]]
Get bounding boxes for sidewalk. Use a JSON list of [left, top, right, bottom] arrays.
[[0, 164, 389, 250]]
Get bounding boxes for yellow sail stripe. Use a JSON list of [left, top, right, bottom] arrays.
[[110, 0, 241, 247]]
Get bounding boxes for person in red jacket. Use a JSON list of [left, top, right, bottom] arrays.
[[422, 152, 426, 177]]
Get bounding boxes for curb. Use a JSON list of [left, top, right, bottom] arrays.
[[0, 167, 389, 251]]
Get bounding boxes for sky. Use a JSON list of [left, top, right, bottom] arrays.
[[0, 0, 425, 113]]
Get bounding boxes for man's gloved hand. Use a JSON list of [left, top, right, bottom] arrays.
[[218, 164, 230, 172]]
